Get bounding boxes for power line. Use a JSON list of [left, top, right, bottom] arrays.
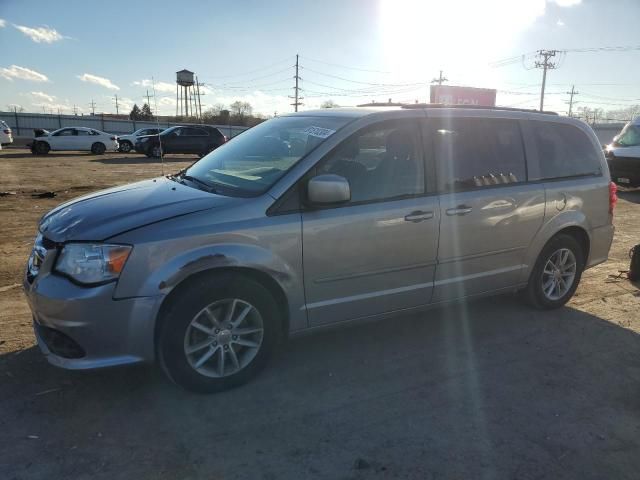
[[203, 56, 294, 79], [302, 66, 423, 87], [299, 55, 391, 74]]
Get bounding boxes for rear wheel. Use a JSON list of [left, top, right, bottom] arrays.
[[91, 142, 106, 155], [119, 141, 132, 153], [523, 234, 585, 309], [33, 141, 50, 155], [158, 274, 281, 393], [149, 145, 162, 158]]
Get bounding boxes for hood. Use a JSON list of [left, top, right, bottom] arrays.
[[39, 177, 238, 242]]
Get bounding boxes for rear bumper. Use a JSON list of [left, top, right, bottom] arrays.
[[608, 158, 640, 187], [586, 223, 615, 269]]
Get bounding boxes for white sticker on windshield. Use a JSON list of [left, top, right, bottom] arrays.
[[303, 126, 336, 139]]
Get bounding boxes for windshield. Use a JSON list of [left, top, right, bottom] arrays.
[[614, 123, 640, 147], [185, 115, 352, 195]]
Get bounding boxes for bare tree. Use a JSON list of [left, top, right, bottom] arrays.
[[320, 100, 339, 109], [230, 101, 253, 118]]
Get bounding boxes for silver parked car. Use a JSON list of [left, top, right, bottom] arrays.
[[24, 106, 616, 392]]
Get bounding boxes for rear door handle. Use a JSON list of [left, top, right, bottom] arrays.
[[446, 205, 473, 216], [404, 210, 434, 223]]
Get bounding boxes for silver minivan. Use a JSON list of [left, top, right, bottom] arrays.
[[24, 106, 616, 392]]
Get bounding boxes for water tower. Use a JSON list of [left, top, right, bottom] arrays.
[[176, 69, 201, 118]]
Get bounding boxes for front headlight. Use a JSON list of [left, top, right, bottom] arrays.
[[55, 243, 132, 285]]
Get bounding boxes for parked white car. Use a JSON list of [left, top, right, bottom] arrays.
[[0, 120, 13, 146], [31, 127, 118, 155], [117, 127, 164, 152]]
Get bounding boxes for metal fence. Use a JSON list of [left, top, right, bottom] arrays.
[[0, 111, 248, 139]]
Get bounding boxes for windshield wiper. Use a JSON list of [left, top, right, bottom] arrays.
[[179, 174, 218, 193]]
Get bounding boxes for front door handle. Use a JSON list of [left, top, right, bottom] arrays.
[[446, 205, 473, 216], [404, 210, 434, 223]]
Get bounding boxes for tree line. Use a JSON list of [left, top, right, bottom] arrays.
[[128, 101, 266, 127]]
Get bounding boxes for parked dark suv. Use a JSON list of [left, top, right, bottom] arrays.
[[135, 125, 226, 158]]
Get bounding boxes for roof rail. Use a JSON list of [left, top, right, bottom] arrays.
[[400, 103, 558, 115]]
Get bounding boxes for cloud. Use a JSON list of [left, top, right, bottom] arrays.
[[0, 18, 6, 28], [556, 19, 565, 26], [30, 91, 56, 102], [13, 24, 65, 43], [0, 65, 49, 82], [77, 73, 120, 90], [132, 79, 175, 93]]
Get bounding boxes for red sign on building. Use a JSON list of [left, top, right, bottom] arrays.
[[430, 85, 497, 107]]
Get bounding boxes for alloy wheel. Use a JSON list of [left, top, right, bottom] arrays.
[[183, 298, 264, 378], [541, 248, 577, 301]]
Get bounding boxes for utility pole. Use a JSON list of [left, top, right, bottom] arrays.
[[534, 50, 559, 112], [565, 85, 579, 117], [289, 54, 303, 112], [145, 90, 152, 108], [72, 104, 78, 116], [89, 99, 96, 115], [431, 70, 448, 85], [114, 94, 119, 115]]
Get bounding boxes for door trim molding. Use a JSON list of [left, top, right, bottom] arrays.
[[314, 261, 437, 284]]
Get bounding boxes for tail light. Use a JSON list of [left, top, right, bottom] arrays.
[[609, 181, 617, 214]]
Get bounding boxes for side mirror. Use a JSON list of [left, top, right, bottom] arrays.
[[307, 174, 350, 205]]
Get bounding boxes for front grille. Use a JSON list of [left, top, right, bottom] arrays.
[[35, 324, 86, 359]]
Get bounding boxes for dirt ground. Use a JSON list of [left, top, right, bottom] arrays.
[[1, 149, 639, 480]]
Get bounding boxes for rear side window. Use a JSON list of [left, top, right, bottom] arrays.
[[531, 122, 602, 179], [183, 127, 208, 136], [434, 117, 526, 192]]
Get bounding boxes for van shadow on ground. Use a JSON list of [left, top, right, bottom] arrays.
[[1, 295, 639, 479]]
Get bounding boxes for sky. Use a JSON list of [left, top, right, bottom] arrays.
[[1, 0, 639, 118]]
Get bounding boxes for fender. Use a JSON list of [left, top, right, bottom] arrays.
[[112, 213, 307, 332], [519, 208, 591, 284]]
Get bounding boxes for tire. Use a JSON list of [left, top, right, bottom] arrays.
[[119, 141, 132, 153], [158, 273, 282, 393], [523, 233, 585, 309], [149, 145, 162, 158], [33, 141, 50, 155], [91, 142, 106, 155]]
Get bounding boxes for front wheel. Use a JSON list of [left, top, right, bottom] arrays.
[[523, 234, 585, 309], [158, 274, 281, 393]]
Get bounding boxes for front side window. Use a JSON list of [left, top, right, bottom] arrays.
[[532, 122, 602, 179], [318, 120, 425, 203], [434, 118, 526, 192], [185, 115, 352, 196], [614, 124, 640, 147]]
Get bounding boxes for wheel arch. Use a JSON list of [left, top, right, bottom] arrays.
[[522, 212, 592, 283], [154, 266, 291, 348]]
